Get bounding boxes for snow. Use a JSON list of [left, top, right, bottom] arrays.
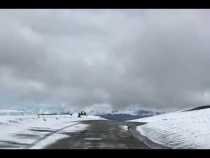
[[31, 124, 89, 149], [0, 109, 25, 115], [131, 108, 210, 149], [0, 109, 24, 113], [0, 113, 104, 149]]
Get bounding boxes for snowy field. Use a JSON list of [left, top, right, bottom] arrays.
[[131, 108, 210, 149], [0, 110, 104, 149]]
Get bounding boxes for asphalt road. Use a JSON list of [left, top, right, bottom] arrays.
[[46, 120, 150, 149]]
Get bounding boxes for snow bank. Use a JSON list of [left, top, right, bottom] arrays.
[[131, 108, 210, 149]]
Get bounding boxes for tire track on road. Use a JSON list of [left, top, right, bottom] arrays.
[[27, 122, 80, 149]]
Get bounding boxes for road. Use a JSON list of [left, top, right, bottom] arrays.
[[46, 120, 150, 149]]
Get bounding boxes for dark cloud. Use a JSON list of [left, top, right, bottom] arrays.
[[0, 9, 210, 112]]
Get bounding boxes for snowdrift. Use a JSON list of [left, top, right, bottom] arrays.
[[131, 107, 210, 149]]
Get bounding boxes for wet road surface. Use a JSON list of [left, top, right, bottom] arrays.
[[46, 120, 149, 149]]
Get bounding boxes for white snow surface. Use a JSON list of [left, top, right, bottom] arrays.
[[31, 123, 89, 149], [131, 108, 210, 149], [0, 113, 103, 149], [0, 109, 25, 115]]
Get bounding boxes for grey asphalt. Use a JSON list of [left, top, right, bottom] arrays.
[[46, 120, 150, 149]]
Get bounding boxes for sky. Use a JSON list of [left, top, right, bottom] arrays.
[[0, 9, 210, 113]]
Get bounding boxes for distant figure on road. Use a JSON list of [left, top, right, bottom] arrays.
[[78, 111, 87, 118]]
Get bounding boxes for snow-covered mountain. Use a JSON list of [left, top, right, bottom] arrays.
[[99, 109, 161, 121]]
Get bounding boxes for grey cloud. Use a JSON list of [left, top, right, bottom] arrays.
[[0, 9, 210, 112]]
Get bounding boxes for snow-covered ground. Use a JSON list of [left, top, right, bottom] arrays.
[[30, 123, 90, 149], [0, 111, 104, 149], [131, 108, 210, 149]]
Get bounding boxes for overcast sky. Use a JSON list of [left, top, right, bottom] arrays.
[[0, 9, 210, 112]]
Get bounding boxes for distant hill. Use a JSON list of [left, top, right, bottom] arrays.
[[99, 110, 162, 121], [184, 105, 210, 112]]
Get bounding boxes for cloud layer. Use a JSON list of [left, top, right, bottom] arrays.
[[0, 9, 210, 112]]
